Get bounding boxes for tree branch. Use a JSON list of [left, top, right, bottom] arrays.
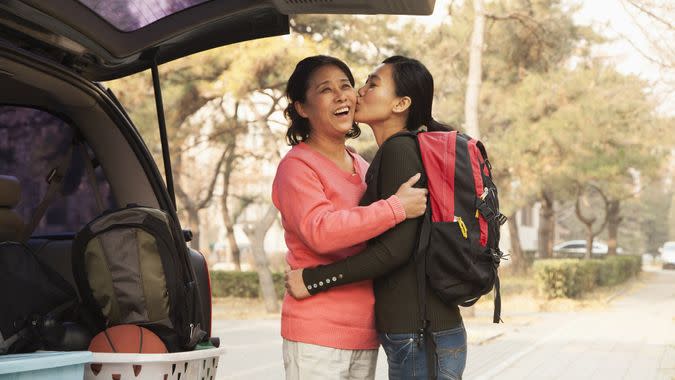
[[618, 31, 675, 69], [624, 0, 674, 30], [196, 149, 227, 209], [485, 11, 548, 52]]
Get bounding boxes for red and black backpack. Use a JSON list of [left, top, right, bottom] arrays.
[[393, 130, 506, 321], [390, 130, 507, 379], [415, 129, 506, 320]]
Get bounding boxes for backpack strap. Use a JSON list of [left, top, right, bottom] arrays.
[[403, 130, 439, 380], [493, 275, 502, 323], [0, 298, 77, 354], [414, 200, 439, 380]]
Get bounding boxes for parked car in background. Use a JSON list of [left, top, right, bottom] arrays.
[[553, 240, 624, 258], [659, 242, 675, 269]]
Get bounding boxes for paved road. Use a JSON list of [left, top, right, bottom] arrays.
[[213, 269, 675, 379]]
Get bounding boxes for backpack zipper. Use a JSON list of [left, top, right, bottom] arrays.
[[453, 216, 468, 239]]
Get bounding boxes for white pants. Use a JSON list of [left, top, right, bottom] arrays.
[[282, 339, 378, 380]]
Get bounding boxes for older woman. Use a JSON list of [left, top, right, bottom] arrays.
[[272, 55, 427, 380]]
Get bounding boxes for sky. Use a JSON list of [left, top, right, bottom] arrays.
[[401, 0, 674, 115], [574, 0, 673, 115]]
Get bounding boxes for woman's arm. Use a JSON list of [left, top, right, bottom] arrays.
[[290, 137, 425, 295], [272, 156, 420, 254]]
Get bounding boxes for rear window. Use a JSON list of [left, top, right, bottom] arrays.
[[0, 106, 115, 235], [78, 0, 210, 32], [566, 244, 585, 249]]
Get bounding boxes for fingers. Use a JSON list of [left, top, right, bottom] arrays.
[[402, 173, 422, 188], [284, 270, 291, 291], [410, 187, 428, 202]]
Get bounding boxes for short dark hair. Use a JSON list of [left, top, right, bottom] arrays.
[[382, 55, 451, 132], [284, 55, 361, 145]]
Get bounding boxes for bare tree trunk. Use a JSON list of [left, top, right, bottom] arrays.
[[220, 139, 242, 270], [174, 149, 226, 253], [243, 205, 279, 313], [575, 185, 609, 259], [585, 228, 595, 260], [607, 199, 621, 256], [508, 212, 527, 273], [464, 0, 485, 139], [547, 201, 555, 256], [538, 191, 555, 258], [223, 214, 241, 270]]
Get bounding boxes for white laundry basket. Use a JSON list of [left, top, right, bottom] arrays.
[[84, 347, 225, 380]]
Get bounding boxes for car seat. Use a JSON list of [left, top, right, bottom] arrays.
[[0, 175, 24, 242]]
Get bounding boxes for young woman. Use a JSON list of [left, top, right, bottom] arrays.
[[272, 55, 428, 380], [285, 56, 466, 379]]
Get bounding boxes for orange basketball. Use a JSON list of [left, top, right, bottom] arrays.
[[88, 325, 168, 353]]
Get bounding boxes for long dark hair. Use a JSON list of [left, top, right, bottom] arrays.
[[382, 55, 452, 132], [284, 55, 361, 145]]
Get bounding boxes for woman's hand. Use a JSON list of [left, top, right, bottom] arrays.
[[285, 269, 311, 299], [395, 173, 428, 219]]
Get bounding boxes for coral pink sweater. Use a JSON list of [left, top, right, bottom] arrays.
[[271, 142, 406, 349]]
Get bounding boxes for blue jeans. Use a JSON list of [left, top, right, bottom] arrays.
[[379, 325, 467, 379]]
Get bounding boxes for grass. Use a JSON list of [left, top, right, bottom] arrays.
[[212, 297, 281, 320], [473, 268, 649, 315]]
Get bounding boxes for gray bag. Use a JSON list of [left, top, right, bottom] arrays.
[[72, 206, 206, 351]]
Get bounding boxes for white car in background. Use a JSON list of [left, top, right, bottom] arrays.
[[553, 240, 623, 258], [659, 242, 675, 269]]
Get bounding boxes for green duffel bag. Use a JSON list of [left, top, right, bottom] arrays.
[[72, 205, 206, 351]]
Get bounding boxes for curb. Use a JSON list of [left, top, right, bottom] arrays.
[[603, 273, 645, 304]]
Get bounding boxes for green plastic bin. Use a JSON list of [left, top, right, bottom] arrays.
[[0, 351, 92, 380]]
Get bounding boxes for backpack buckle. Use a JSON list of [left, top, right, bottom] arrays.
[[475, 199, 496, 220], [45, 168, 61, 184], [497, 213, 508, 225], [491, 249, 509, 267]]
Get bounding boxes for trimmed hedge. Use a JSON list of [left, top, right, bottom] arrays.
[[210, 271, 286, 298], [210, 255, 642, 301], [534, 255, 641, 299]]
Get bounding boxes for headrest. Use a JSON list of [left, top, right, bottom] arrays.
[[0, 175, 21, 208]]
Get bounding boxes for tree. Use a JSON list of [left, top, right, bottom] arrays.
[[464, 0, 486, 139], [575, 184, 609, 259], [438, 0, 595, 262], [562, 66, 662, 257], [243, 205, 280, 312], [219, 130, 244, 269]]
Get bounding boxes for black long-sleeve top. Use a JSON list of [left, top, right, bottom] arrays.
[[302, 132, 462, 333]]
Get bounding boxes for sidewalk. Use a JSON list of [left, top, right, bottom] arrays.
[[464, 269, 675, 379], [213, 269, 675, 379]]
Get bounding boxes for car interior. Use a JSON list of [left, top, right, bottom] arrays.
[[0, 49, 213, 335]]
